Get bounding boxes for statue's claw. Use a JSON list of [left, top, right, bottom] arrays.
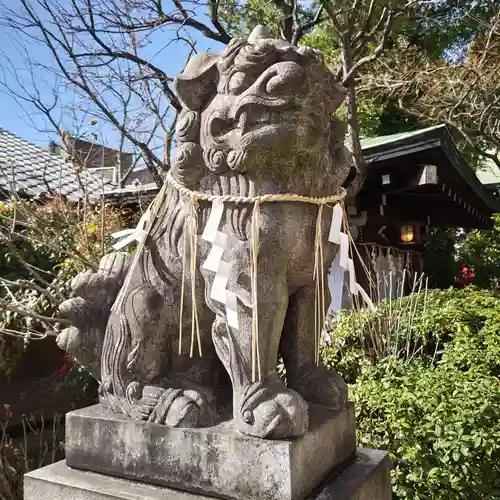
[[237, 376, 309, 439], [56, 252, 132, 383]]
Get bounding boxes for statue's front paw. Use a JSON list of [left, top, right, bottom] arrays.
[[59, 256, 130, 332], [71, 270, 121, 308], [289, 364, 348, 411], [65, 252, 130, 314], [237, 377, 309, 439], [141, 386, 215, 428], [59, 296, 95, 330]]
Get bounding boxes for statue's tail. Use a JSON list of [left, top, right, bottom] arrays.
[[99, 281, 168, 419], [56, 252, 131, 381]]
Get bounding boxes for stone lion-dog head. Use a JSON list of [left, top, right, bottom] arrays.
[[172, 25, 353, 196]]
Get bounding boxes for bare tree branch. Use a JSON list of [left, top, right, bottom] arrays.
[[209, 0, 231, 44], [318, 0, 417, 195], [342, 9, 395, 85], [364, 11, 500, 168], [0, 302, 70, 326], [291, 4, 324, 45]]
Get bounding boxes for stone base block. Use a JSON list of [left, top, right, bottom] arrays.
[[64, 404, 357, 500], [24, 449, 391, 500]]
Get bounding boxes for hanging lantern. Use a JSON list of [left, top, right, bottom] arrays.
[[400, 224, 414, 243]]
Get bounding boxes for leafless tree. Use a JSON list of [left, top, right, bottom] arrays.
[[0, 0, 204, 186], [0, 0, 412, 190], [319, 0, 419, 194], [364, 8, 500, 168]]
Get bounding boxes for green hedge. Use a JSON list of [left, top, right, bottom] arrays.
[[323, 287, 500, 499]]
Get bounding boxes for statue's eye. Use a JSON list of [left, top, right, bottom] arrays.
[[228, 72, 253, 95]]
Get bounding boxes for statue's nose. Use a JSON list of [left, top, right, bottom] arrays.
[[246, 61, 307, 99], [230, 61, 307, 119]]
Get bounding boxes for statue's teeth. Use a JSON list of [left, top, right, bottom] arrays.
[[248, 106, 259, 124], [239, 111, 247, 128]]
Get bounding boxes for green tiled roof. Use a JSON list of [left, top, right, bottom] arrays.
[[360, 124, 500, 188], [360, 124, 446, 150]]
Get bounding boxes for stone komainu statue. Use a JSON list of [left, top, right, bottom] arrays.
[[57, 25, 355, 440]]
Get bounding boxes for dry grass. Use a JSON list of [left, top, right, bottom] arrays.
[[327, 270, 432, 363], [0, 409, 64, 500]]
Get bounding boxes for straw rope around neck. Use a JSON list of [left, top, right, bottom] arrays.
[[164, 172, 347, 205], [112, 171, 347, 381]]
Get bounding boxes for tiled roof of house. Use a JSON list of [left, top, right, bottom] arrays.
[[359, 124, 500, 219], [360, 124, 500, 192], [0, 128, 116, 202], [123, 166, 155, 186]]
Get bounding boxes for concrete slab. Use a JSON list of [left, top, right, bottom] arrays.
[[24, 448, 391, 500]]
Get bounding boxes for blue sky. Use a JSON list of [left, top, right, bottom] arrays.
[[0, 2, 227, 150]]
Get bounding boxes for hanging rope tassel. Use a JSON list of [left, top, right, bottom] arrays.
[[178, 218, 188, 355], [188, 199, 202, 358], [250, 199, 261, 383], [313, 204, 326, 365], [112, 182, 170, 313], [319, 206, 326, 360]]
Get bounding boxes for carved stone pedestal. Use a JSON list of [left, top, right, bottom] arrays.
[[64, 404, 356, 500]]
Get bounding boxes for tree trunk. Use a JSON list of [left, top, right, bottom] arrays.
[[341, 41, 366, 197]]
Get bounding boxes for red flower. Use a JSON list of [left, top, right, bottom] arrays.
[[59, 358, 73, 377], [454, 265, 476, 285]]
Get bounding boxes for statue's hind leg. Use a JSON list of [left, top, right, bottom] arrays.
[[280, 284, 348, 411], [100, 282, 221, 428]]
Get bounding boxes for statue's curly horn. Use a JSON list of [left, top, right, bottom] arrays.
[[248, 25, 270, 42]]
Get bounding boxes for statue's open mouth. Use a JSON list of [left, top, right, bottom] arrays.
[[211, 100, 295, 140], [237, 104, 288, 134]]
